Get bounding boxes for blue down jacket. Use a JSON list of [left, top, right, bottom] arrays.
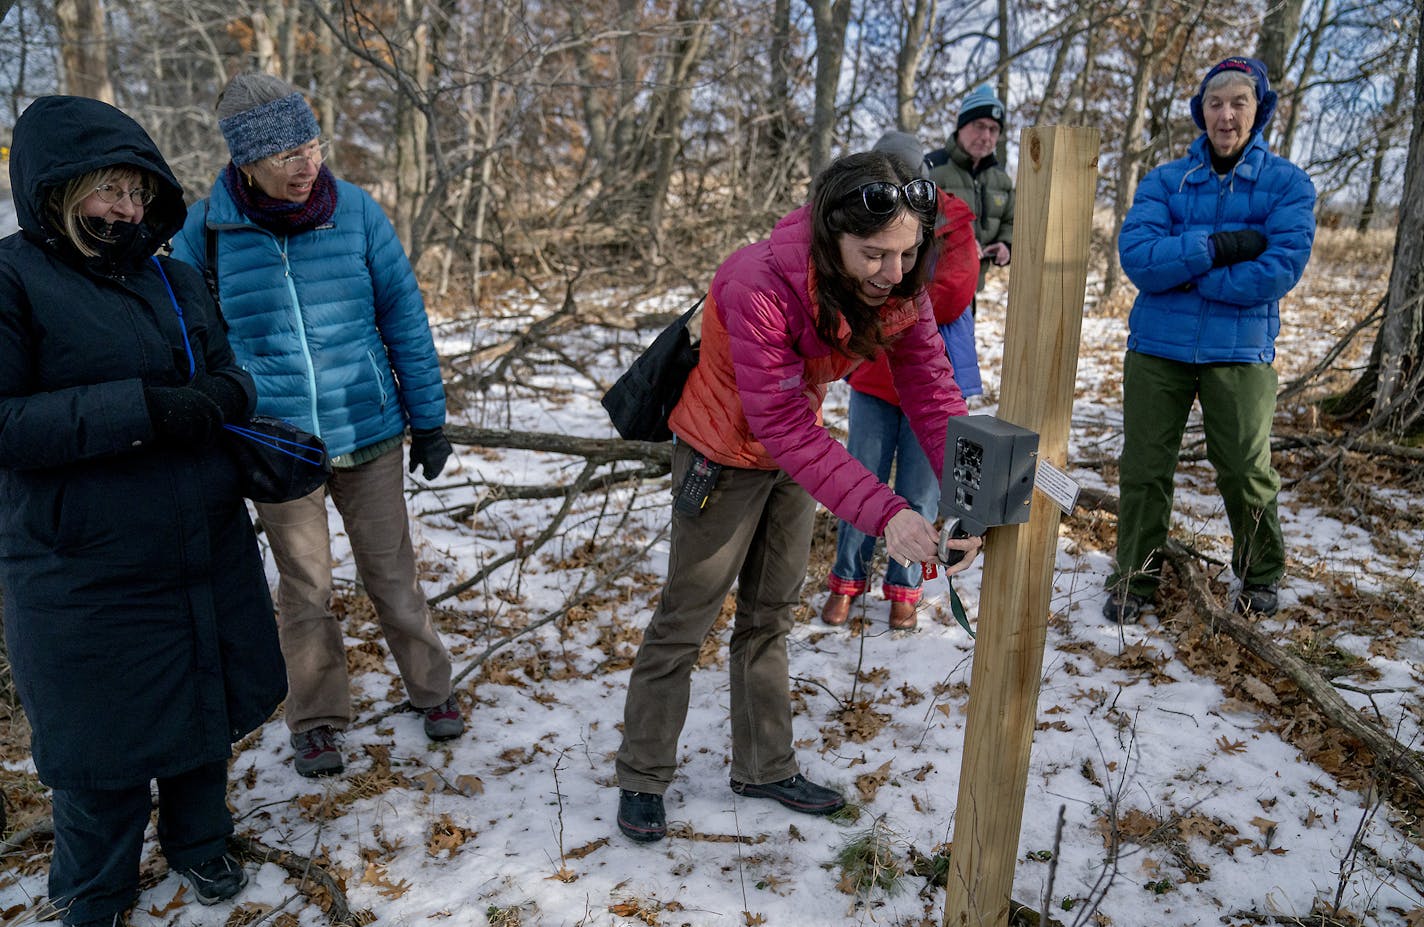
[[1119, 132, 1316, 364], [0, 96, 285, 789], [170, 177, 445, 459]]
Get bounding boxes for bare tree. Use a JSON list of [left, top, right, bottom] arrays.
[[55, 0, 114, 103], [894, 0, 937, 132], [808, 0, 851, 174], [1370, 11, 1424, 429]]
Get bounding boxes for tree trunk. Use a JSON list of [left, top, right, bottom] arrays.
[[647, 0, 720, 246], [1370, 11, 1424, 428], [808, 0, 851, 175], [1280, 0, 1331, 158], [894, 0, 937, 132], [767, 0, 793, 160], [394, 0, 433, 248], [1251, 0, 1305, 92], [1102, 0, 1165, 301], [1357, 53, 1411, 233], [55, 0, 115, 104]]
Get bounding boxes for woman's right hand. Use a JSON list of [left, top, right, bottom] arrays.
[[883, 509, 941, 567], [144, 386, 222, 445]]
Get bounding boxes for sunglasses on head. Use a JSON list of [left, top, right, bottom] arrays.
[[847, 178, 937, 215]]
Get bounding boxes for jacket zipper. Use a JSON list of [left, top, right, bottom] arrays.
[[277, 237, 323, 436]]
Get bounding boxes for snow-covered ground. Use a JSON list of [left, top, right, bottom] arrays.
[[2, 238, 1422, 927]]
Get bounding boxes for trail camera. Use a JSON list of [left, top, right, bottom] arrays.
[[938, 415, 1040, 536]]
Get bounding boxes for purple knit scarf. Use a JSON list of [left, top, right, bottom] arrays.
[[224, 162, 338, 234]]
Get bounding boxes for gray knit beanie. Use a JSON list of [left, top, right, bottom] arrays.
[[871, 131, 927, 178], [216, 73, 320, 166]]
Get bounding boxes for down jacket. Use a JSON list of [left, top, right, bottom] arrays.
[[1119, 132, 1316, 364], [668, 205, 965, 538], [170, 174, 445, 459], [0, 96, 286, 790], [850, 190, 978, 406]]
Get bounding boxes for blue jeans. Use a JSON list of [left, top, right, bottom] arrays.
[[829, 390, 940, 600]]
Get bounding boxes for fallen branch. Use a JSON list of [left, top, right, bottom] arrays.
[[442, 426, 671, 466], [0, 818, 53, 857], [1075, 488, 1424, 799], [1160, 538, 1424, 798], [421, 462, 669, 520], [231, 832, 368, 927]]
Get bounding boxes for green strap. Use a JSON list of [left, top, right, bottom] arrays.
[[947, 577, 974, 639]]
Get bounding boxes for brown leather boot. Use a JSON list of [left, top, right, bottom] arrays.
[[888, 600, 918, 630], [821, 593, 852, 626]]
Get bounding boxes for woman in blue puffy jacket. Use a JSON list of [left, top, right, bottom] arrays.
[[1103, 57, 1315, 624], [171, 73, 464, 777]]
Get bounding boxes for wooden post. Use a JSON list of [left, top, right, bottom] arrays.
[[943, 125, 1100, 927]]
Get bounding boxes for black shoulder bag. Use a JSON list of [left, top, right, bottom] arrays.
[[194, 213, 332, 502], [601, 297, 703, 442]]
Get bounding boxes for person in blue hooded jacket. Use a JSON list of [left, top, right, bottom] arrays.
[[171, 73, 464, 777], [1103, 57, 1316, 624], [0, 95, 286, 925]]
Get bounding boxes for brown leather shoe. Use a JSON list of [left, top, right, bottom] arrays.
[[888, 600, 918, 630], [821, 593, 852, 626]]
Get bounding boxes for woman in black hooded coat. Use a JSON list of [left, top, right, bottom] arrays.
[[0, 96, 286, 925]]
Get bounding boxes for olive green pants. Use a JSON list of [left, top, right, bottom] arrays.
[[616, 441, 814, 794], [1108, 351, 1284, 597]]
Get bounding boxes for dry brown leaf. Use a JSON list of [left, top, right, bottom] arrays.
[[1239, 675, 1280, 706], [147, 884, 188, 916], [362, 863, 412, 899], [564, 836, 609, 860], [1248, 815, 1279, 835], [454, 774, 485, 795], [855, 760, 893, 802]]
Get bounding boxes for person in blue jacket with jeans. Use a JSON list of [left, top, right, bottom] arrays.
[[172, 73, 464, 775], [1103, 57, 1316, 624]]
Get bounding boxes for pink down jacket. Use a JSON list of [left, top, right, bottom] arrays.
[[668, 205, 965, 538]]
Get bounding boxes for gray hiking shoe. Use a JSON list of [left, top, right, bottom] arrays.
[[421, 695, 465, 741], [290, 725, 343, 777]]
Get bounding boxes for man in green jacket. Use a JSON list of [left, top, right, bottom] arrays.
[[925, 84, 1015, 398], [927, 83, 1015, 287]]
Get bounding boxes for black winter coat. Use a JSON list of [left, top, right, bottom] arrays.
[[0, 96, 286, 790]]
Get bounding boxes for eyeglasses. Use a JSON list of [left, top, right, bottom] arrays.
[[847, 179, 937, 215], [91, 183, 155, 207], [267, 139, 330, 174]]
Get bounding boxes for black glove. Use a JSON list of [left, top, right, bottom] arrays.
[[409, 427, 453, 479], [189, 372, 248, 424], [1210, 229, 1267, 267], [144, 387, 222, 446]]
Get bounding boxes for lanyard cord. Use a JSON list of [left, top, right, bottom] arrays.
[[150, 255, 196, 379]]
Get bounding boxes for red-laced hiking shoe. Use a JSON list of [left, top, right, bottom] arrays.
[[290, 725, 343, 777], [422, 695, 465, 740], [617, 790, 667, 843]]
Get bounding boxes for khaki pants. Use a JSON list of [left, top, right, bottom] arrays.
[[256, 446, 452, 732], [616, 441, 815, 794]]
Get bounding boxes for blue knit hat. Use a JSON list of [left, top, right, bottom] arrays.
[[956, 84, 1006, 131], [218, 91, 320, 166], [1190, 57, 1277, 132]]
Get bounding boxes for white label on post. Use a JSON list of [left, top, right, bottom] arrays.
[[1034, 458, 1080, 515]]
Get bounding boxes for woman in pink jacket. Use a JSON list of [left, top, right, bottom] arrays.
[[614, 152, 981, 844]]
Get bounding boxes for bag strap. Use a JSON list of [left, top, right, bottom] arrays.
[[201, 200, 222, 316]]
